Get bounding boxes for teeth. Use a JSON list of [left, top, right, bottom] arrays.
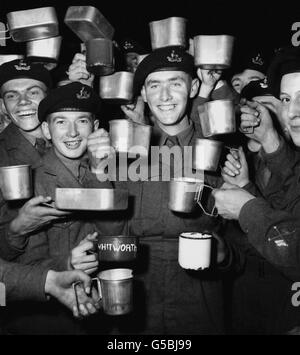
[[18, 110, 36, 116], [158, 105, 175, 111], [65, 141, 81, 148]]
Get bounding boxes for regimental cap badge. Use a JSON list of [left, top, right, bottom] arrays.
[[260, 77, 268, 89], [14, 60, 31, 71], [252, 53, 264, 66], [167, 50, 182, 63], [76, 87, 91, 100], [123, 41, 134, 50]]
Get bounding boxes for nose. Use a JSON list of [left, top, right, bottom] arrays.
[[18, 92, 31, 105], [67, 122, 79, 137], [160, 85, 172, 101], [287, 99, 300, 120]]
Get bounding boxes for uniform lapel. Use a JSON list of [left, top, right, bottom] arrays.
[[2, 124, 44, 168], [42, 148, 82, 189]]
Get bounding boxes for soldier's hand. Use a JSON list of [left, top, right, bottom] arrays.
[[69, 232, 99, 275], [44, 270, 100, 318], [67, 53, 94, 87], [9, 196, 70, 238], [87, 129, 115, 175]]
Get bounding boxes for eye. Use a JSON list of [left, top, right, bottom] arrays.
[[171, 81, 182, 87], [78, 118, 89, 124], [27, 88, 43, 98], [280, 96, 290, 104], [55, 119, 66, 125], [4, 92, 19, 100]]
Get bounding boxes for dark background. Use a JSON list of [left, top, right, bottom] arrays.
[[0, 0, 299, 65]]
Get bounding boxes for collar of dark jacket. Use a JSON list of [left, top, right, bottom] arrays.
[[41, 148, 90, 188], [0, 123, 45, 168], [152, 118, 195, 147]]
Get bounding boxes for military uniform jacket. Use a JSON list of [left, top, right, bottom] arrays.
[[18, 148, 125, 271], [0, 124, 46, 261], [112, 119, 244, 334]]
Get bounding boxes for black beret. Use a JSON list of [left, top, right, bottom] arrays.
[[133, 46, 195, 95], [0, 59, 52, 91], [231, 48, 269, 77], [240, 78, 273, 100], [267, 46, 300, 98], [38, 82, 102, 122]]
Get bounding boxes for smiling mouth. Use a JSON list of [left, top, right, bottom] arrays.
[[64, 140, 82, 149], [17, 110, 37, 118], [158, 105, 176, 111]]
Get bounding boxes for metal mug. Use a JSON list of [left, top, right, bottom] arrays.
[[74, 268, 133, 316], [168, 177, 203, 213], [109, 119, 151, 157], [0, 54, 24, 66], [0, 165, 32, 200], [64, 6, 115, 42], [193, 35, 234, 69], [99, 71, 134, 104], [26, 36, 62, 65], [200, 100, 236, 137], [86, 38, 115, 76], [7, 7, 59, 42], [97, 235, 138, 262], [149, 17, 187, 50], [193, 138, 223, 172], [178, 232, 212, 270]]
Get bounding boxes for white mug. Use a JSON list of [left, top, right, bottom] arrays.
[[178, 232, 212, 270]]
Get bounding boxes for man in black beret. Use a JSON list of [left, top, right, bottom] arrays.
[[5, 82, 121, 334], [230, 48, 268, 94], [89, 45, 243, 335], [0, 59, 64, 264], [119, 37, 148, 73]]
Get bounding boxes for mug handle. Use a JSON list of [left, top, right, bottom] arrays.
[[72, 277, 102, 311], [194, 183, 218, 217]]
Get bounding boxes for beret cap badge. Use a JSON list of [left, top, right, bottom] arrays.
[[123, 41, 134, 50], [76, 87, 91, 100], [14, 60, 31, 71], [252, 53, 264, 66], [167, 50, 182, 63], [260, 77, 268, 89]]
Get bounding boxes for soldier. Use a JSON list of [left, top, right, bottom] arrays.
[[88, 46, 243, 334], [0, 59, 68, 261]]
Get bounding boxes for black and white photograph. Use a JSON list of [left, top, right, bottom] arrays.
[[0, 0, 300, 341]]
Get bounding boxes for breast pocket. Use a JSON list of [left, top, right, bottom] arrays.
[[129, 181, 165, 236]]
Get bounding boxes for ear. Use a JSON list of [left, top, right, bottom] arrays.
[[0, 98, 8, 115], [41, 121, 51, 140], [141, 85, 147, 103], [189, 78, 200, 99], [93, 119, 99, 130]]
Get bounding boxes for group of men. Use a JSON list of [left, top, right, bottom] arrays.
[[0, 27, 300, 335]]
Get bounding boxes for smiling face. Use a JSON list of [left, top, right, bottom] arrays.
[[0, 78, 47, 132], [280, 72, 300, 146], [42, 111, 98, 160], [141, 70, 199, 133], [231, 69, 265, 94]]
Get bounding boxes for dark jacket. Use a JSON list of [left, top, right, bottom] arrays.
[[18, 148, 126, 269], [0, 124, 47, 261], [111, 120, 243, 335]]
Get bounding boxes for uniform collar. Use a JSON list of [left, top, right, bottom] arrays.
[[42, 148, 89, 188], [152, 118, 194, 147]]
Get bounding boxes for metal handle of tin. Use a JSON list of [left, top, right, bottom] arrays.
[[72, 278, 102, 311], [194, 183, 218, 217], [0, 24, 12, 40]]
